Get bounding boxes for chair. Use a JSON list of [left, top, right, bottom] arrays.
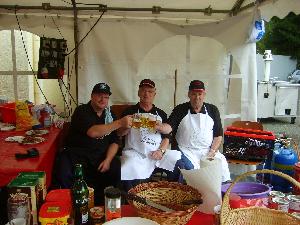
[[111, 104, 132, 119], [231, 120, 263, 131]]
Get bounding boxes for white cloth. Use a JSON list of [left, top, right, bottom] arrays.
[[121, 112, 181, 180], [176, 106, 231, 182], [181, 157, 222, 214]]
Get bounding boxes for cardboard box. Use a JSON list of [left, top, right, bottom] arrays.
[[7, 177, 39, 225], [18, 171, 47, 207]]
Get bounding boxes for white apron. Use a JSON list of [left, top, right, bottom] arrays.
[[121, 113, 181, 180], [176, 106, 231, 182]]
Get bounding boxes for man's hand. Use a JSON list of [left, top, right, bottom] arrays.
[[155, 120, 163, 132], [97, 159, 111, 172], [150, 149, 164, 160], [207, 148, 217, 157], [119, 115, 133, 128], [155, 121, 172, 134]]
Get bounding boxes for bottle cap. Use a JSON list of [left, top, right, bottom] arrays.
[[104, 187, 121, 199]]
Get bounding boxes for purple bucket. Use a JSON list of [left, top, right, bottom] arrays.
[[221, 182, 272, 199]]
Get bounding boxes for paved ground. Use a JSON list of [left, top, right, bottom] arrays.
[[260, 117, 300, 148]]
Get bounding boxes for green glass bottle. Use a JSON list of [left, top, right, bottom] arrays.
[[72, 164, 89, 225]]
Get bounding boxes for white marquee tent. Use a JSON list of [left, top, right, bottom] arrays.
[[0, 0, 299, 126]]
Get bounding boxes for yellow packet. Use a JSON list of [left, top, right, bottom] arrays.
[[15, 101, 33, 131]]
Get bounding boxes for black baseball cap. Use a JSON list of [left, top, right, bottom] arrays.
[[92, 82, 112, 95], [139, 79, 155, 88], [189, 80, 205, 92]]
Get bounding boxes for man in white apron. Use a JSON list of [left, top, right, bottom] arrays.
[[118, 79, 182, 191], [167, 80, 231, 182]]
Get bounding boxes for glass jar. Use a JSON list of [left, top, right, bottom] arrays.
[[104, 187, 121, 221], [7, 193, 30, 225]]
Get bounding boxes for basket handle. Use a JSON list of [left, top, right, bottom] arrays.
[[221, 169, 300, 224]]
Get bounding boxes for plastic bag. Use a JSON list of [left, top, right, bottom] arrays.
[[105, 106, 114, 124], [247, 6, 265, 43], [15, 101, 33, 131]]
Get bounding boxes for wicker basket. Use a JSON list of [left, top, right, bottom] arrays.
[[221, 169, 300, 225], [127, 181, 202, 225]]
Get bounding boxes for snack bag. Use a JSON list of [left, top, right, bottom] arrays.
[[15, 100, 33, 131]]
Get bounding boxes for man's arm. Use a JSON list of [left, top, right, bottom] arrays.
[[87, 115, 132, 138], [207, 136, 222, 157], [155, 122, 172, 134], [97, 143, 119, 172], [117, 127, 130, 137]]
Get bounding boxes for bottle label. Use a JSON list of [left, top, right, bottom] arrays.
[[82, 212, 88, 224]]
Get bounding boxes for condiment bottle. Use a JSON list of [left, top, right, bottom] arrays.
[[104, 187, 121, 221]]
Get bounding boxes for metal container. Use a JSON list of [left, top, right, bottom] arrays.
[[294, 162, 300, 194], [287, 195, 300, 213], [269, 197, 289, 212], [291, 212, 300, 220], [268, 190, 285, 207]]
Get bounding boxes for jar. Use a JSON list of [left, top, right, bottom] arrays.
[[90, 207, 105, 225], [88, 187, 95, 209], [104, 187, 121, 221], [7, 193, 30, 225], [294, 162, 300, 194]]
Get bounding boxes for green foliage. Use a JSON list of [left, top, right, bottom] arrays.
[[257, 12, 300, 68]]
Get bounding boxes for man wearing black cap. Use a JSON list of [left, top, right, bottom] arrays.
[[118, 79, 181, 191], [58, 82, 132, 204], [167, 80, 231, 182]]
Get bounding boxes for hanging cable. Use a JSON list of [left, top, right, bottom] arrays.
[[51, 15, 77, 108], [14, 7, 49, 104], [60, 78, 77, 105], [42, 14, 47, 38], [65, 9, 105, 56], [15, 7, 68, 119], [58, 78, 72, 117], [51, 16, 64, 39]]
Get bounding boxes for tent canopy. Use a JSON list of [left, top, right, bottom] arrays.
[[0, 0, 299, 125], [0, 0, 299, 22]]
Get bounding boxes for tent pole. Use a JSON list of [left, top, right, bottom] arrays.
[[174, 69, 177, 108], [71, 0, 79, 105]]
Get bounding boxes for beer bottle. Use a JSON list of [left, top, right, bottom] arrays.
[[72, 164, 89, 225]]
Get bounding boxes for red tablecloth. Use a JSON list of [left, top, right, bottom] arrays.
[[121, 205, 214, 225], [0, 127, 62, 188]]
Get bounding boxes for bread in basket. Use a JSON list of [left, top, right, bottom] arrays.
[[127, 181, 202, 225]]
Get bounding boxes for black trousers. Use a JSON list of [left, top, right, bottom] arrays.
[[56, 147, 121, 205]]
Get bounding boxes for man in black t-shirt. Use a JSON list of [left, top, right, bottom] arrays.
[[118, 79, 181, 191], [167, 80, 231, 182], [58, 82, 132, 204]]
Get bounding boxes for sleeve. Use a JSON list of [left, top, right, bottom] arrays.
[[71, 106, 95, 135], [156, 108, 171, 139], [109, 112, 120, 144], [212, 105, 223, 137], [167, 104, 186, 136]]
